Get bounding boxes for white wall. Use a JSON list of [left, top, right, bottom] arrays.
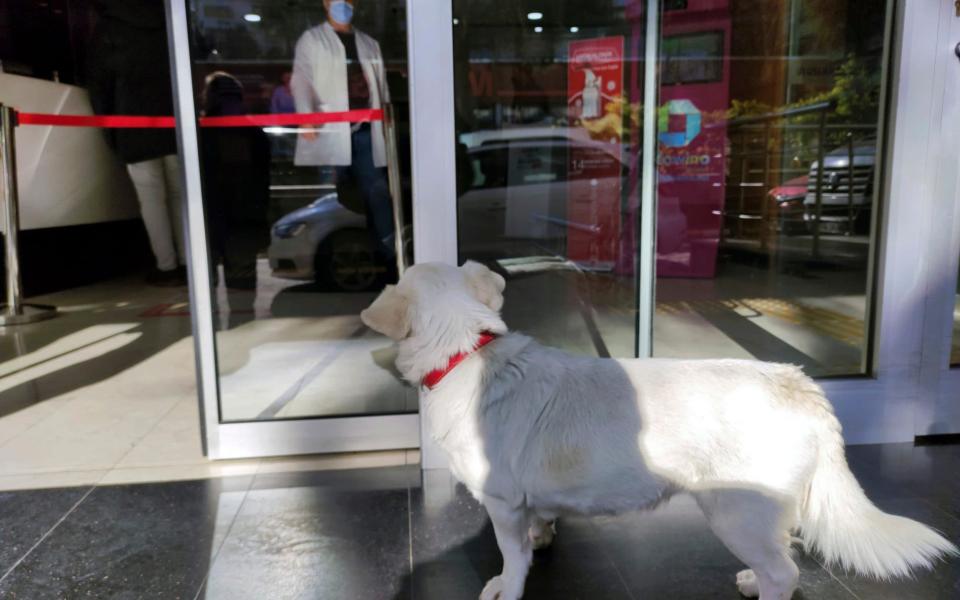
[[0, 73, 139, 231]]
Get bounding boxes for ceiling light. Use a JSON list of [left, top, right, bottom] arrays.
[[570, 26, 579, 33], [243, 13, 261, 23], [453, 17, 459, 25], [527, 12, 543, 21], [534, 26, 543, 33]]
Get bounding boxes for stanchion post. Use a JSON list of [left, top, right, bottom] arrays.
[[0, 104, 56, 326], [847, 131, 855, 236], [812, 108, 827, 260], [383, 103, 407, 276]]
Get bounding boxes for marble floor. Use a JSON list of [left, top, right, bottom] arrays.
[[0, 274, 416, 491], [0, 442, 957, 599]]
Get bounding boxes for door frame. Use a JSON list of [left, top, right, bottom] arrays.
[[914, 0, 960, 438], [820, 0, 960, 444], [165, 0, 428, 459]]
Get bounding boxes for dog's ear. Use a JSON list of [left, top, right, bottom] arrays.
[[360, 285, 411, 340], [461, 261, 506, 311]]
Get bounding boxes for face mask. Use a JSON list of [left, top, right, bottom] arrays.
[[328, 1, 353, 25]]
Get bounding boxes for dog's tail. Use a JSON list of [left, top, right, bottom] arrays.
[[799, 397, 957, 579]]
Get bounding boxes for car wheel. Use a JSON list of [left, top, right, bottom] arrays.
[[315, 229, 386, 292]]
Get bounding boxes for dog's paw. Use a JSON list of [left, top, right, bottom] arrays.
[[529, 519, 556, 550], [736, 569, 760, 598], [479, 575, 503, 600]]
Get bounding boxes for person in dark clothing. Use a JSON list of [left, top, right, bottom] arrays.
[[200, 72, 271, 329], [86, 0, 185, 286]]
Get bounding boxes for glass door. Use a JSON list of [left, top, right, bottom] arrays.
[[452, 1, 647, 359], [440, 0, 950, 469], [649, 0, 889, 376], [167, 0, 422, 458], [917, 2, 960, 438], [449, 0, 893, 366]]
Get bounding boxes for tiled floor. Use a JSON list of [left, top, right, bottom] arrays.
[[0, 442, 957, 599], [0, 274, 420, 490]]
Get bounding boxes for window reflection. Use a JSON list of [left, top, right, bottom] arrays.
[[452, 0, 889, 377], [653, 0, 888, 377], [188, 0, 415, 421]]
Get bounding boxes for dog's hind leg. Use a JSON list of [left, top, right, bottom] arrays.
[[528, 514, 556, 550], [695, 489, 800, 600], [480, 496, 533, 600]]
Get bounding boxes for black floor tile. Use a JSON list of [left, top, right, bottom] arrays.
[[2, 443, 958, 600], [0, 477, 250, 600], [405, 476, 631, 600], [594, 496, 857, 600], [250, 464, 419, 493], [845, 444, 960, 521], [203, 480, 410, 600], [0, 485, 91, 577], [405, 476, 498, 600], [523, 538, 635, 600], [820, 497, 960, 599]]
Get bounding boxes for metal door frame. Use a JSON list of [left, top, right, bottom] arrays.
[[165, 0, 439, 459], [913, 1, 960, 437]]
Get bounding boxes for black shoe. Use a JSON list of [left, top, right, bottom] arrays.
[[146, 266, 188, 287]]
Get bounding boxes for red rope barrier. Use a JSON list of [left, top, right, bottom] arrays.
[[17, 113, 176, 128], [14, 109, 383, 128], [201, 109, 383, 127]]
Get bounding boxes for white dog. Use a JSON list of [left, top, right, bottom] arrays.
[[361, 262, 957, 600]]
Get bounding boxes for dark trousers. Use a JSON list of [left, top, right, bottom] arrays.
[[335, 123, 395, 258]]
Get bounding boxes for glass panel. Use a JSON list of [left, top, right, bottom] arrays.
[[652, 0, 889, 376], [453, 1, 646, 358], [185, 0, 414, 421]]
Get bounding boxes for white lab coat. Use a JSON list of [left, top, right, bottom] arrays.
[[290, 22, 389, 167]]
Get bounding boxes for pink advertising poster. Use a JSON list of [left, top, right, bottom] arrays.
[[567, 36, 624, 270], [657, 5, 731, 278]]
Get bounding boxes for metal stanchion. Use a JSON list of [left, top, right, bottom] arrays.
[[846, 132, 855, 236], [383, 103, 408, 277], [760, 121, 771, 252], [812, 108, 827, 260], [0, 104, 56, 326]]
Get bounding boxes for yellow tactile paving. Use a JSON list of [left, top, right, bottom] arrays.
[[655, 297, 865, 348]]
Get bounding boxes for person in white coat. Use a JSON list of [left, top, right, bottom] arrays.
[[290, 0, 395, 260]]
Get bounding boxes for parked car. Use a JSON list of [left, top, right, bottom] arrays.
[[269, 131, 626, 291], [268, 194, 390, 292], [803, 139, 877, 234], [768, 175, 809, 236], [457, 135, 628, 265]]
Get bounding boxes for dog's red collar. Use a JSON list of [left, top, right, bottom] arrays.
[[422, 332, 498, 390]]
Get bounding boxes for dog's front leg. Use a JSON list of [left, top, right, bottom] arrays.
[[480, 496, 532, 600]]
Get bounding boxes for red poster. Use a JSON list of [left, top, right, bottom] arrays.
[[567, 36, 624, 269]]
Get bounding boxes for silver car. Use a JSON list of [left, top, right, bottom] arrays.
[[268, 130, 624, 289], [267, 193, 389, 291], [804, 140, 876, 235]]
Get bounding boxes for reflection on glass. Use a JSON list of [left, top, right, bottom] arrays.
[[88, 0, 186, 286], [187, 0, 414, 422], [453, 1, 643, 359], [452, 0, 887, 377], [652, 0, 889, 377]]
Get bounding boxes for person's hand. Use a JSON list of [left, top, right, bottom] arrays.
[[300, 124, 319, 141]]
